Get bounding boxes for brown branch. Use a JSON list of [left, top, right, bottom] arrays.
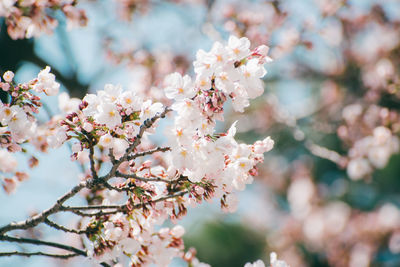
[[147, 190, 189, 205], [64, 209, 123, 217], [44, 218, 87, 235], [95, 107, 171, 184], [126, 108, 171, 156], [0, 251, 79, 259], [127, 146, 171, 160], [0, 181, 87, 235], [115, 171, 172, 183], [103, 182, 129, 192], [109, 148, 117, 164], [0, 235, 87, 256], [86, 133, 98, 180], [61, 204, 126, 211], [0, 107, 172, 267], [62, 190, 189, 216]]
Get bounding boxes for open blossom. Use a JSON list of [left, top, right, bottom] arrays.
[[227, 35, 251, 60], [253, 45, 273, 62], [111, 138, 129, 159], [254, 137, 275, 154], [117, 90, 142, 114], [231, 84, 250, 112], [140, 100, 163, 122], [100, 84, 122, 103], [95, 103, 121, 129], [98, 133, 114, 148], [47, 127, 67, 148], [0, 105, 13, 124], [164, 72, 196, 100], [3, 70, 14, 82], [33, 66, 60, 96], [240, 58, 267, 98], [193, 49, 214, 76], [210, 41, 229, 67]]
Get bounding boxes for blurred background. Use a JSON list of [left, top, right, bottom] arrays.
[[1, 0, 400, 266]]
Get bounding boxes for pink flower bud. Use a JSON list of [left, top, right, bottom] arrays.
[[82, 122, 93, 132], [142, 160, 152, 168], [1, 83, 10, 91]]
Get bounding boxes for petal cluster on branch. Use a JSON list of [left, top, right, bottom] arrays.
[[0, 36, 274, 266], [0, 0, 87, 39]]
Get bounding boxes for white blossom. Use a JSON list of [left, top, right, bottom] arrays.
[[33, 66, 60, 96]]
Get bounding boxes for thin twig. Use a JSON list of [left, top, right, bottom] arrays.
[[115, 171, 172, 183], [0, 108, 173, 267], [63, 209, 123, 217], [103, 182, 129, 192], [0, 235, 87, 256], [62, 190, 189, 216], [88, 137, 98, 179], [109, 148, 117, 164], [61, 204, 126, 211], [95, 107, 171, 184], [0, 181, 87, 235], [44, 218, 87, 235], [127, 146, 171, 160], [0, 251, 79, 259]]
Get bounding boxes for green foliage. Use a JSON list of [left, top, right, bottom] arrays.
[[184, 220, 265, 267]]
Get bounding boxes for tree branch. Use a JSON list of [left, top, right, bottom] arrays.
[[103, 182, 129, 192], [44, 218, 87, 235], [0, 181, 87, 235], [127, 146, 171, 160], [0, 107, 173, 267], [61, 190, 189, 216], [0, 251, 79, 259], [95, 107, 171, 184], [61, 204, 126, 211], [115, 171, 172, 183], [0, 235, 87, 256], [88, 144, 98, 179]]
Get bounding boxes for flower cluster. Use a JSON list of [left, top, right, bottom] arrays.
[[54, 83, 162, 156], [0, 67, 59, 193], [347, 126, 399, 180], [0, 0, 87, 39], [165, 36, 273, 211], [0, 67, 59, 145], [3, 0, 400, 266], [12, 36, 274, 265], [87, 210, 187, 266], [210, 2, 400, 265], [338, 103, 400, 181]]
